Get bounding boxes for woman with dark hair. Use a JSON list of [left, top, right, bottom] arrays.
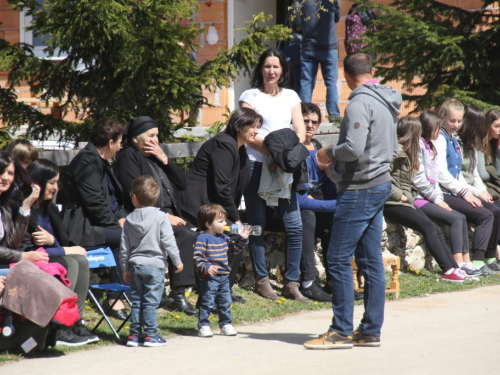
[[17, 159, 97, 345], [239, 48, 307, 301], [180, 108, 261, 303], [180, 108, 261, 225], [114, 116, 198, 316], [0, 151, 43, 276], [59, 118, 129, 319]]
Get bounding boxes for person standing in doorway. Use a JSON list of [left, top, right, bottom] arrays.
[[299, 0, 341, 123]]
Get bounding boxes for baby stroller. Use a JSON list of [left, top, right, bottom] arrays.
[[0, 261, 80, 354]]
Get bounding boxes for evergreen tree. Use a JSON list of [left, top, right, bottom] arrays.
[[360, 0, 500, 111], [0, 1, 289, 142]]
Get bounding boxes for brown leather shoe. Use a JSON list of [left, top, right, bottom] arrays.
[[255, 276, 281, 300], [282, 280, 309, 303]]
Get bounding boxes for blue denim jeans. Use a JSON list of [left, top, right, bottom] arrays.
[[129, 264, 165, 336], [327, 181, 391, 337], [198, 274, 231, 328], [0, 269, 8, 277], [299, 48, 340, 118], [243, 161, 303, 281]]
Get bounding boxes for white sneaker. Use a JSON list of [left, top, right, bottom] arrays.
[[198, 326, 213, 337], [220, 324, 237, 336]]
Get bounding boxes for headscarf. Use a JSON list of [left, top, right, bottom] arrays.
[[125, 116, 158, 145]]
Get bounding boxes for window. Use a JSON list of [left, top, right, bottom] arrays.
[[19, 1, 66, 60]]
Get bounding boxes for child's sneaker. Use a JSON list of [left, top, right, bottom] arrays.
[[143, 334, 167, 347], [220, 324, 237, 336], [460, 262, 482, 276], [198, 326, 213, 337], [441, 268, 466, 282], [126, 334, 140, 347]]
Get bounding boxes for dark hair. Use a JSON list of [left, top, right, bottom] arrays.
[[0, 151, 36, 206], [301, 102, 322, 122], [224, 108, 263, 139], [27, 159, 59, 215], [131, 175, 160, 207], [197, 203, 227, 231], [89, 118, 125, 147], [251, 49, 289, 88], [457, 105, 486, 155], [6, 139, 39, 167], [397, 116, 421, 175], [485, 109, 500, 162], [344, 52, 373, 77], [419, 110, 442, 154]]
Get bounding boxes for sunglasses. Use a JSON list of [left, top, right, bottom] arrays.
[[304, 119, 319, 125]]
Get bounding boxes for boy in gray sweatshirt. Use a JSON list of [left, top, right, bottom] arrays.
[[120, 176, 183, 347]]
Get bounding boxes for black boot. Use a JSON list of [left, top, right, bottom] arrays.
[[161, 287, 197, 316]]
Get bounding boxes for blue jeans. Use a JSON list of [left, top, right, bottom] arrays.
[[129, 264, 164, 336], [0, 269, 8, 277], [198, 274, 231, 328], [244, 161, 303, 281], [300, 48, 340, 118], [327, 181, 391, 337]]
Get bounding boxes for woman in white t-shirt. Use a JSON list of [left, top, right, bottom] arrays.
[[239, 49, 307, 302]]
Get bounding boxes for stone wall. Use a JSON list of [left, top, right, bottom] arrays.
[[235, 218, 474, 287]]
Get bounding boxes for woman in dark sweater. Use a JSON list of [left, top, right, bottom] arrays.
[[180, 108, 262, 302], [114, 116, 197, 315]]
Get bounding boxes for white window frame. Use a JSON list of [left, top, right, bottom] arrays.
[[19, 6, 66, 60]]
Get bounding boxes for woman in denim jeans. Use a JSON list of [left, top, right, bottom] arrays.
[[239, 49, 307, 301]]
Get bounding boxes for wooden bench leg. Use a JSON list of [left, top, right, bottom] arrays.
[[389, 257, 400, 299], [351, 258, 360, 291]]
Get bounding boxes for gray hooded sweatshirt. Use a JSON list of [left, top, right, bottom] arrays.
[[327, 82, 402, 191], [119, 206, 181, 273]]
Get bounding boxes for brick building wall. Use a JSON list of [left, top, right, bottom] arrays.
[[0, 0, 496, 129]]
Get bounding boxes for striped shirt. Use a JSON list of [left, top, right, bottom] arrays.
[[194, 233, 248, 275]]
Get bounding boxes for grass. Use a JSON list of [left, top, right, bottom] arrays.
[[1, 271, 500, 365]]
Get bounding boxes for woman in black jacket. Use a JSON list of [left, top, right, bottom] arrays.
[[113, 116, 197, 315], [180, 108, 261, 302], [0, 151, 44, 271], [58, 118, 128, 320]]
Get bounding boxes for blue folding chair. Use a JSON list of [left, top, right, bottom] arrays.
[[86, 247, 131, 341]]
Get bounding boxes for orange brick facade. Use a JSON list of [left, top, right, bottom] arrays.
[[0, 0, 494, 128]]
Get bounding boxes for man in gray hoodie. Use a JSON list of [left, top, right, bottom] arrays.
[[304, 52, 401, 350], [120, 176, 183, 347]]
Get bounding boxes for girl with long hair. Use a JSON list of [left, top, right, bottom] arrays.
[[384, 117, 468, 282], [18, 159, 97, 345], [435, 100, 500, 274], [412, 111, 479, 275]]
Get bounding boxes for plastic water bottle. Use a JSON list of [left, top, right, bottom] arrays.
[[223, 224, 262, 236]]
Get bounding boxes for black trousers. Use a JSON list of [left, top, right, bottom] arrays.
[[443, 195, 499, 260], [300, 210, 333, 282], [170, 226, 197, 289], [384, 205, 458, 272]]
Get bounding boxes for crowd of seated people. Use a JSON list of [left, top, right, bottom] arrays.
[[1, 52, 499, 351]]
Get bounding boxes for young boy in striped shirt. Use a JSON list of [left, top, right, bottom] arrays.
[[194, 204, 250, 337]]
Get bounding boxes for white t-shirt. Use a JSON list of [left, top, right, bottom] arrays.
[[239, 88, 301, 162]]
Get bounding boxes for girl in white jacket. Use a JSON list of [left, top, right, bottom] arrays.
[[434, 99, 499, 274], [413, 110, 479, 275]]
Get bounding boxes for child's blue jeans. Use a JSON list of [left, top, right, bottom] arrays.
[[130, 264, 164, 337], [198, 274, 231, 329]]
